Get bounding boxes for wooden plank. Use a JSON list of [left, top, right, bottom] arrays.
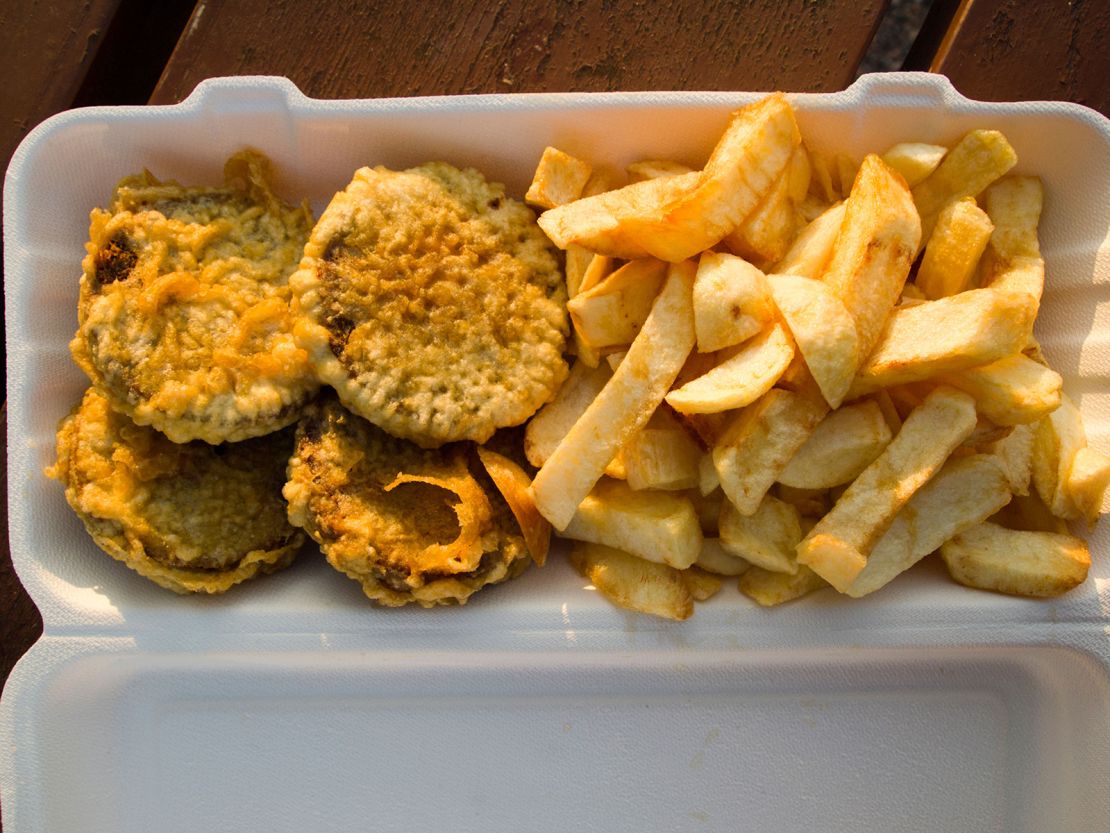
[[906, 0, 1110, 116], [151, 0, 888, 104]]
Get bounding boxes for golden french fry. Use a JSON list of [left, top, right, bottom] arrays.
[[626, 159, 696, 183], [712, 387, 829, 515], [796, 387, 977, 592], [739, 564, 826, 606], [845, 454, 1012, 597], [621, 413, 703, 492], [691, 251, 774, 352], [666, 323, 794, 414], [698, 454, 721, 496], [567, 259, 667, 350], [808, 150, 837, 203], [940, 353, 1062, 425], [720, 494, 803, 574], [774, 484, 830, 518], [911, 129, 1018, 244], [725, 147, 808, 265], [940, 523, 1089, 598], [848, 288, 1036, 397], [581, 168, 624, 197], [982, 177, 1045, 305], [821, 154, 923, 361], [987, 422, 1036, 496], [561, 478, 703, 569], [532, 262, 696, 529], [525, 359, 612, 467], [834, 153, 859, 199], [682, 566, 724, 600], [881, 142, 947, 187], [526, 146, 593, 209], [476, 447, 552, 566], [915, 197, 994, 299], [570, 542, 693, 620], [696, 537, 751, 576], [773, 201, 846, 280], [767, 273, 859, 408], [991, 492, 1068, 534], [1066, 447, 1110, 524], [1031, 395, 1086, 520], [778, 400, 893, 490]]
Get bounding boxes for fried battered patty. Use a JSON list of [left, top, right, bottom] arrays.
[[71, 150, 318, 444], [48, 388, 304, 594], [284, 395, 531, 607], [290, 162, 568, 448]]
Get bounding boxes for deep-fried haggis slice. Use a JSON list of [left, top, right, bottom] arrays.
[[47, 388, 304, 594], [290, 162, 568, 448], [71, 149, 317, 444], [283, 396, 531, 607]]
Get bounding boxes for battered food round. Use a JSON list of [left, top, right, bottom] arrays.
[[48, 388, 304, 594], [290, 162, 568, 447], [283, 395, 531, 607], [71, 150, 318, 444]]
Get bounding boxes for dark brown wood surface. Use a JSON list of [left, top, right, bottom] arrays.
[[906, 0, 1110, 116], [150, 0, 889, 104]]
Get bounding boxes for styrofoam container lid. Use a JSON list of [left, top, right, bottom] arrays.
[[3, 73, 1110, 832]]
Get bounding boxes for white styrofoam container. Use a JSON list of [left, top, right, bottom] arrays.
[[3, 73, 1110, 832]]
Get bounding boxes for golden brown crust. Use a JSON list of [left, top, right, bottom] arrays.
[[70, 149, 319, 444], [290, 162, 568, 448], [283, 395, 530, 607], [47, 388, 304, 594]]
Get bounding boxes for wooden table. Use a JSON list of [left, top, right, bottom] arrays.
[[2, 2, 1108, 823]]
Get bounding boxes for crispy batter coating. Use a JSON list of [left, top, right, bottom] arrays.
[[71, 150, 318, 444], [290, 162, 568, 448], [47, 388, 304, 594], [284, 395, 530, 607]]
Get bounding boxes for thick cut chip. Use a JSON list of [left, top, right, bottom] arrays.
[[916, 198, 994, 299], [712, 387, 829, 515], [696, 537, 751, 576], [991, 493, 1068, 534], [767, 273, 859, 408], [626, 159, 696, 182], [739, 565, 826, 607], [719, 494, 803, 574], [570, 542, 693, 620], [621, 413, 704, 492], [835, 154, 860, 199], [1066, 447, 1110, 524], [560, 479, 703, 569], [848, 288, 1036, 397], [941, 353, 1062, 425], [476, 447, 552, 567], [567, 258, 667, 350], [692, 251, 774, 352], [778, 400, 893, 489], [911, 129, 1018, 245], [666, 323, 794, 414], [808, 151, 837, 202], [988, 422, 1036, 495], [796, 387, 977, 592], [982, 177, 1045, 306], [1031, 395, 1086, 520], [881, 142, 947, 187], [820, 154, 923, 362], [940, 523, 1089, 598], [772, 201, 846, 279], [531, 262, 696, 529], [526, 147, 593, 209], [845, 454, 1012, 597], [725, 146, 809, 265], [525, 360, 612, 468], [564, 245, 595, 298], [683, 566, 724, 600]]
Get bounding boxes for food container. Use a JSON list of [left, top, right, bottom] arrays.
[[3, 73, 1109, 832]]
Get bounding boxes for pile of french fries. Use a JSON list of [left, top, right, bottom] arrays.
[[521, 93, 1110, 620]]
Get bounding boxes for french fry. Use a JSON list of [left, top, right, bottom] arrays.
[[847, 288, 1036, 397], [774, 484, 830, 518], [796, 387, 977, 592], [691, 251, 774, 352], [1031, 395, 1086, 520], [720, 494, 804, 574], [683, 566, 724, 600], [809, 150, 837, 202], [991, 492, 1068, 534], [773, 201, 846, 279], [712, 387, 829, 515], [525, 359, 612, 467], [570, 542, 693, 620], [1066, 447, 1110, 524], [881, 142, 947, 187], [696, 537, 751, 576], [698, 453, 721, 496], [987, 422, 1036, 495], [621, 411, 703, 491], [940, 353, 1062, 425], [725, 147, 808, 265], [940, 523, 1090, 598], [915, 198, 994, 299], [561, 478, 703, 569], [820, 154, 922, 361], [844, 454, 1012, 597], [767, 273, 859, 408], [666, 323, 794, 414], [778, 400, 893, 490], [982, 177, 1045, 304], [526, 146, 593, 209], [567, 258, 667, 349], [911, 129, 1018, 244], [626, 159, 696, 182], [690, 486, 724, 534], [739, 564, 826, 606], [476, 447, 552, 566], [564, 245, 594, 298], [835, 153, 859, 199], [531, 262, 696, 529]]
